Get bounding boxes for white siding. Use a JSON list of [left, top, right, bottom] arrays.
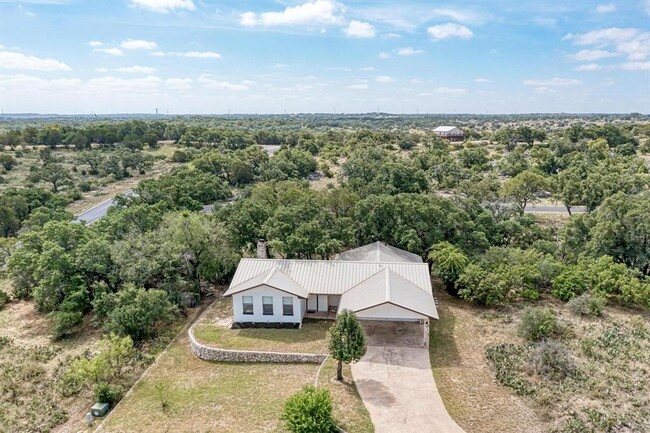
[[356, 303, 425, 321], [317, 295, 328, 312], [231, 285, 303, 324]]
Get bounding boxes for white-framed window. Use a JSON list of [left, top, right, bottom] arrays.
[[282, 297, 294, 316], [262, 296, 273, 315], [242, 296, 253, 315]]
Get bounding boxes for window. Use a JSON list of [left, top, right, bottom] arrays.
[[242, 296, 253, 315], [282, 297, 294, 316], [262, 296, 273, 315]]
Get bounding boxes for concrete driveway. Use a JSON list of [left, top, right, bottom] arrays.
[[352, 345, 466, 433]]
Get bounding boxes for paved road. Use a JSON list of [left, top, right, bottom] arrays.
[[525, 205, 586, 214], [352, 346, 466, 433], [73, 189, 133, 225]]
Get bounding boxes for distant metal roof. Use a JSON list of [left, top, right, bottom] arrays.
[[338, 268, 438, 319], [335, 241, 423, 263], [226, 258, 433, 296], [433, 126, 462, 133], [225, 267, 309, 298]]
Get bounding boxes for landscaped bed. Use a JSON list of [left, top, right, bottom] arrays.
[[192, 295, 331, 354]]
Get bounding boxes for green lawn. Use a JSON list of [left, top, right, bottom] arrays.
[[192, 296, 331, 354], [98, 331, 373, 433]]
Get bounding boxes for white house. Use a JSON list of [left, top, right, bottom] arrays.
[[223, 242, 438, 344], [433, 126, 465, 142]]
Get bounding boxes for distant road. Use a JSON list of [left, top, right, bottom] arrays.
[[73, 146, 280, 225], [74, 189, 134, 225], [525, 205, 587, 214]]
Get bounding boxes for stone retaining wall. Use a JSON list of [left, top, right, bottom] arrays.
[[188, 325, 327, 364]]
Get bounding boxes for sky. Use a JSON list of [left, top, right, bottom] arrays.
[[0, 0, 649, 114]]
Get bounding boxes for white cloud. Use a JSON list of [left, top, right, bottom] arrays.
[[92, 47, 123, 56], [534, 17, 557, 28], [474, 78, 491, 83], [359, 66, 375, 71], [88, 41, 103, 48], [375, 75, 394, 83], [165, 77, 193, 90], [86, 75, 163, 94], [564, 27, 650, 62], [344, 20, 376, 38], [150, 51, 165, 57], [523, 77, 582, 87], [115, 65, 156, 73], [120, 39, 158, 50], [621, 61, 650, 70], [0, 74, 82, 93], [241, 0, 344, 27], [347, 83, 368, 90], [564, 27, 639, 45], [568, 49, 616, 61], [397, 47, 424, 56], [427, 23, 473, 41], [534, 86, 554, 94], [378, 51, 391, 59], [431, 87, 466, 94], [275, 63, 289, 68], [198, 76, 250, 91], [645, 0, 650, 14], [129, 0, 196, 13], [386, 33, 401, 39], [94, 67, 108, 72], [169, 51, 221, 59], [574, 63, 603, 71], [596, 4, 616, 13], [0, 50, 71, 71]]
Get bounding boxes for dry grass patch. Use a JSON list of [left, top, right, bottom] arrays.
[[99, 332, 373, 433], [192, 296, 330, 354]]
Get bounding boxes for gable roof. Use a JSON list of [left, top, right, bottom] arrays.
[[225, 267, 309, 299], [338, 268, 438, 319], [225, 258, 433, 296], [335, 241, 423, 263], [433, 126, 463, 133]]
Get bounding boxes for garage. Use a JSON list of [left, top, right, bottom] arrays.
[[361, 320, 428, 348]]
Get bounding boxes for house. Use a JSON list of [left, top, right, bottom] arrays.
[[433, 126, 464, 142], [223, 241, 438, 347]]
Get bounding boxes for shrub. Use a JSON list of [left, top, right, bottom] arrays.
[[282, 386, 335, 433], [530, 340, 576, 380], [0, 290, 9, 308], [171, 149, 194, 163], [0, 154, 17, 170], [78, 180, 93, 192], [94, 382, 122, 405], [52, 311, 83, 340], [457, 264, 507, 307], [567, 293, 606, 317], [552, 267, 588, 301], [518, 307, 558, 342], [485, 343, 533, 396]]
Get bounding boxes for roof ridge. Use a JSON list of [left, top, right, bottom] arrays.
[[240, 258, 427, 265]]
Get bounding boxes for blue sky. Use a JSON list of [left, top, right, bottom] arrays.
[[0, 0, 649, 114]]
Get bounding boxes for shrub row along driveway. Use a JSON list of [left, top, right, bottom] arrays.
[[352, 344, 466, 433]]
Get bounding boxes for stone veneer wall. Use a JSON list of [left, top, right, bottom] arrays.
[[188, 325, 327, 364]]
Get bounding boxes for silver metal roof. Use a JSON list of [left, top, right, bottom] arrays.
[[335, 241, 423, 263], [225, 267, 309, 299], [338, 268, 438, 319], [433, 126, 462, 133], [226, 258, 433, 296]]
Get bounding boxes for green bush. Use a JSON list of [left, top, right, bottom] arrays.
[[52, 311, 83, 340], [530, 340, 576, 380], [518, 307, 558, 342], [0, 290, 10, 308], [567, 293, 606, 317], [282, 386, 335, 433], [485, 343, 533, 396], [552, 268, 588, 301], [94, 382, 122, 405]]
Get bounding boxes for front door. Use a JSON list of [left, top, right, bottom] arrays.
[[307, 295, 317, 312], [317, 295, 328, 312]]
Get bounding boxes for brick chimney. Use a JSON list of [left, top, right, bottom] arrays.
[[257, 239, 268, 259]]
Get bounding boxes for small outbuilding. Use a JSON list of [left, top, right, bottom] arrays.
[[433, 126, 465, 142]]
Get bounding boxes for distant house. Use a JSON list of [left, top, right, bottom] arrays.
[[223, 241, 438, 346], [433, 126, 464, 142]]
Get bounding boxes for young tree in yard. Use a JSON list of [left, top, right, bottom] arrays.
[[502, 169, 548, 214], [328, 309, 366, 381], [282, 386, 335, 433]]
